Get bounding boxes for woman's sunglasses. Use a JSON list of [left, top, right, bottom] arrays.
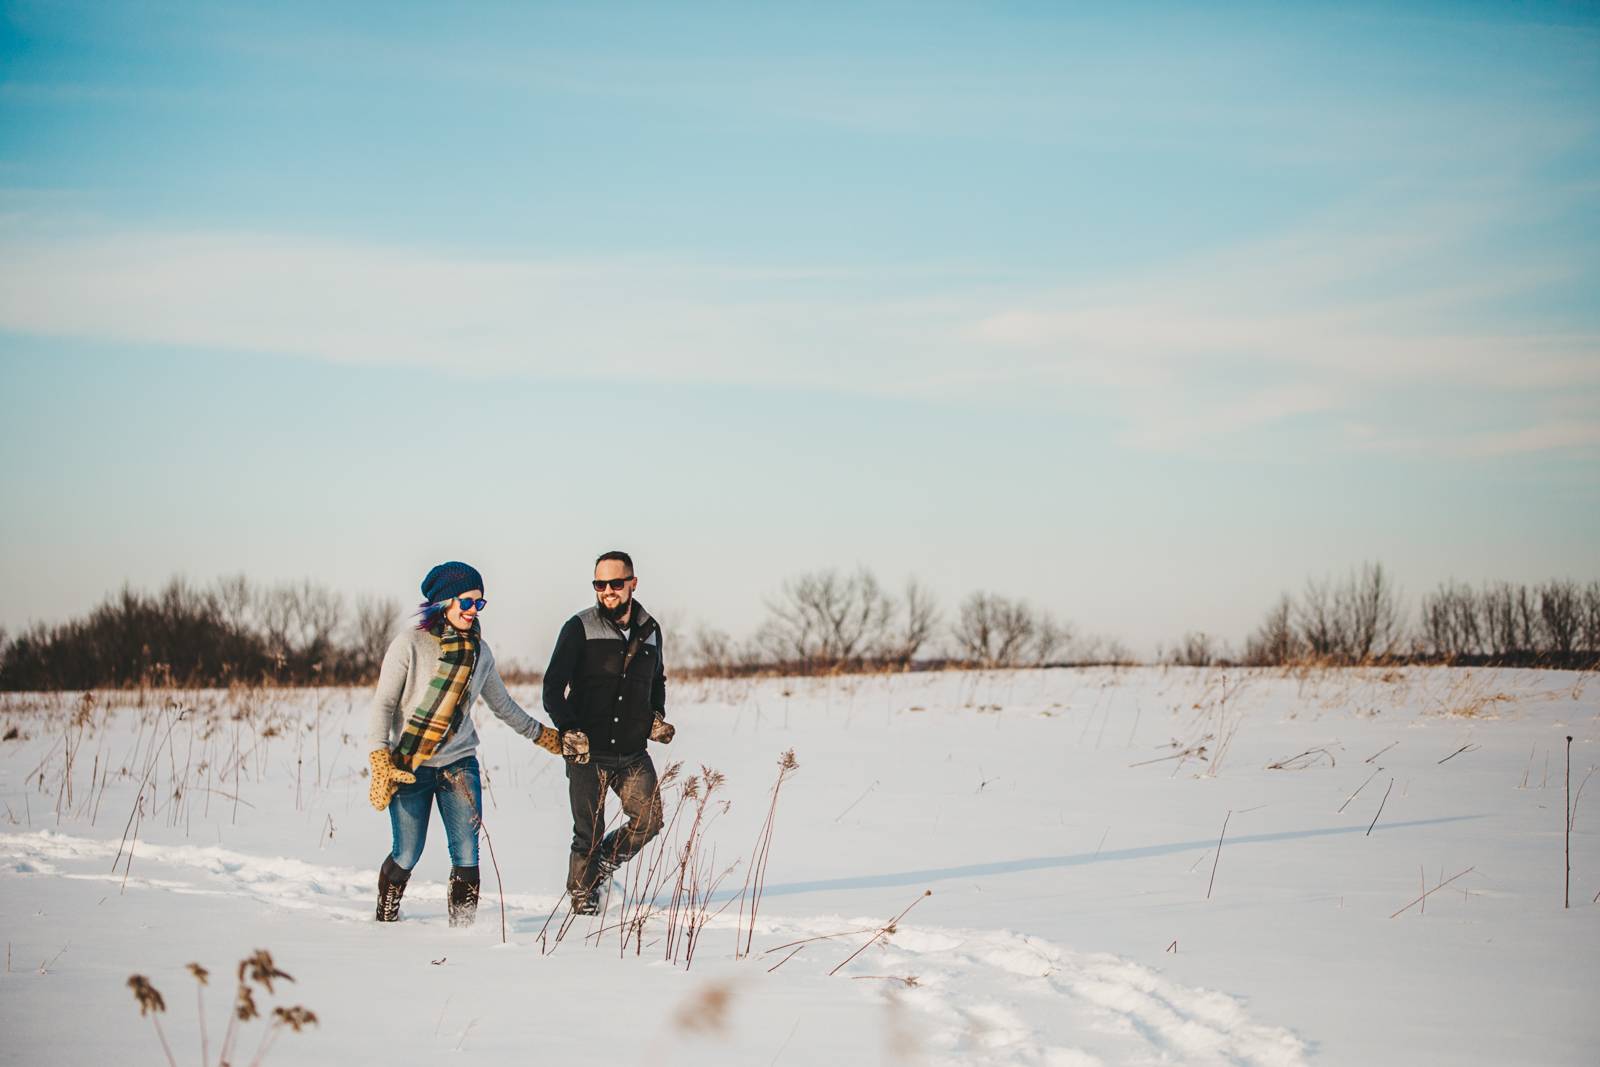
[[449, 597, 487, 612], [592, 578, 632, 591]]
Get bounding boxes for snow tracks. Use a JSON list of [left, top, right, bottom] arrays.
[[2, 829, 1307, 1066]]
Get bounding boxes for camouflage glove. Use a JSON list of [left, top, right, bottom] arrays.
[[561, 729, 591, 765], [533, 723, 563, 757], [649, 716, 676, 744], [368, 749, 416, 812]]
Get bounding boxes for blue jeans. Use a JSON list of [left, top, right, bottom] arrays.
[[388, 754, 481, 869]]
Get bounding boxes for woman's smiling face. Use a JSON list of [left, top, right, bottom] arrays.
[[444, 589, 483, 631]]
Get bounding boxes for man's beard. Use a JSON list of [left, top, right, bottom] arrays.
[[600, 597, 631, 622]]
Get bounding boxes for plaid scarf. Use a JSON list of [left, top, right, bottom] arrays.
[[392, 620, 479, 770]]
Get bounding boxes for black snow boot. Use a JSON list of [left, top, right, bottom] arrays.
[[567, 850, 599, 914], [571, 857, 617, 917], [376, 856, 411, 922], [448, 865, 480, 928]]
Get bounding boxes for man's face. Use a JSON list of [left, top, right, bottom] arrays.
[[593, 560, 637, 614]]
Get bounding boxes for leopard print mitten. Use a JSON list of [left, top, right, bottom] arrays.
[[368, 749, 417, 812], [533, 724, 563, 757]]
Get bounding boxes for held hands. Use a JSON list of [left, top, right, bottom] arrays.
[[533, 724, 563, 757], [649, 716, 676, 744], [368, 749, 416, 812], [561, 730, 591, 765]]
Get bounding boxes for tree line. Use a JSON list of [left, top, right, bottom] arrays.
[[0, 577, 401, 690], [1166, 563, 1600, 669], [0, 568, 1126, 690], [682, 569, 1126, 676], [3, 564, 1596, 689]]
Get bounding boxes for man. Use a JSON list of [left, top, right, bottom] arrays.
[[542, 550, 676, 914]]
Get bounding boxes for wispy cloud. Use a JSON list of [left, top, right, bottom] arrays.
[[0, 223, 945, 389], [2, 179, 1595, 460], [963, 189, 1600, 454]]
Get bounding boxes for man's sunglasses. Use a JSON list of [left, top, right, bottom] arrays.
[[592, 578, 633, 591], [449, 597, 487, 612]]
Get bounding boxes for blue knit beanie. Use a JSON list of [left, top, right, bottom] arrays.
[[421, 561, 484, 603]]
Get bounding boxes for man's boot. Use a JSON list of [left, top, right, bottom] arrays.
[[376, 856, 410, 922], [448, 865, 480, 928], [568, 850, 599, 915]]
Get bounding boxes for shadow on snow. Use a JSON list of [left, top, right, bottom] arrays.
[[736, 815, 1484, 900]]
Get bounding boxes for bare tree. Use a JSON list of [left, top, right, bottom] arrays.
[[256, 584, 297, 659], [255, 580, 344, 673], [214, 574, 255, 634], [1246, 594, 1300, 665], [1032, 612, 1070, 666], [1513, 584, 1540, 654], [1066, 633, 1133, 665], [1335, 562, 1404, 662], [951, 592, 1037, 668], [1420, 581, 1482, 659], [1481, 582, 1518, 657], [1538, 580, 1581, 658], [760, 568, 895, 671], [1171, 633, 1216, 668], [1583, 581, 1600, 655], [884, 578, 941, 668], [1296, 580, 1338, 660], [351, 595, 401, 677], [291, 580, 344, 662], [1097, 637, 1135, 665], [685, 625, 743, 677]]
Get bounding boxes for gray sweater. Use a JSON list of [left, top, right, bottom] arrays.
[[366, 626, 544, 768]]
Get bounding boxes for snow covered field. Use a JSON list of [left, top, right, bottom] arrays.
[[2, 666, 1596, 1066]]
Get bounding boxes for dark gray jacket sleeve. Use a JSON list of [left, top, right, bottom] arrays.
[[652, 629, 667, 716], [542, 615, 585, 731]]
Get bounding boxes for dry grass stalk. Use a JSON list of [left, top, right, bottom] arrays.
[[1267, 747, 1336, 770], [1337, 768, 1384, 814], [1566, 735, 1573, 909], [1390, 866, 1475, 918], [248, 1005, 319, 1067], [661, 769, 724, 966], [761, 926, 876, 956], [736, 749, 800, 958], [546, 800, 629, 955], [1365, 741, 1399, 764], [127, 974, 177, 1067], [218, 949, 295, 1066], [766, 943, 806, 973], [1207, 810, 1232, 900], [850, 974, 919, 986], [609, 762, 691, 958], [445, 769, 506, 943], [113, 703, 186, 878], [1366, 778, 1395, 836], [828, 890, 932, 977], [1129, 740, 1210, 769], [187, 963, 210, 1065]]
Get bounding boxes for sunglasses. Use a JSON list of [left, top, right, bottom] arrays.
[[592, 578, 633, 591], [449, 597, 487, 612]]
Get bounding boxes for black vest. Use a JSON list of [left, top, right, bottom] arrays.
[[564, 602, 663, 756]]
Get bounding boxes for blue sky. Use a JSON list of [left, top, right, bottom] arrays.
[[2, 1, 1597, 662]]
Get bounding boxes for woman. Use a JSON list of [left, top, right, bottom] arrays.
[[366, 561, 562, 925]]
